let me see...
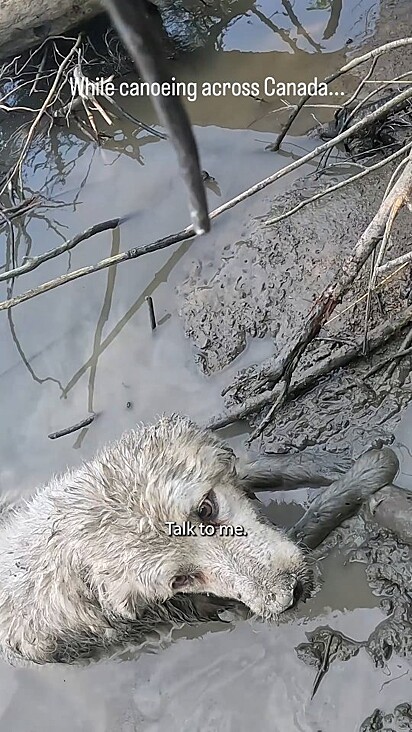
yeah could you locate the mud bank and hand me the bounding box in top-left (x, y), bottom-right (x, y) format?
top-left (176, 0), bottom-right (412, 681)
top-left (0, 0), bottom-right (410, 729)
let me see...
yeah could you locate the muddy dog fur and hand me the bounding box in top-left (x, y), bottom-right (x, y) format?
top-left (0, 415), bottom-right (314, 664)
top-left (0, 415), bottom-right (399, 665)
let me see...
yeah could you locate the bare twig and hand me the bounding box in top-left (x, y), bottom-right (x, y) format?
top-left (363, 246), bottom-right (377, 353)
top-left (363, 188), bottom-right (405, 351)
top-left (0, 227), bottom-right (194, 312)
top-left (48, 414), bottom-right (95, 439)
top-left (377, 250), bottom-right (412, 275)
top-left (145, 295), bottom-right (157, 330)
top-left (342, 57), bottom-right (378, 112)
top-left (0, 35), bottom-right (82, 198)
top-left (381, 326), bottom-right (412, 381)
top-left (364, 345), bottom-right (412, 378)
top-left (81, 97), bottom-right (100, 140)
top-left (325, 150), bottom-right (412, 339)
top-left (0, 219), bottom-right (120, 283)
top-left (73, 113), bottom-right (100, 143)
top-left (246, 380), bottom-right (289, 446)
top-left (265, 141), bottom-right (412, 227)
top-left (54, 61), bottom-right (160, 139)
top-left (29, 47), bottom-right (48, 95)
top-left (311, 633), bottom-right (334, 700)
top-left (0, 210), bottom-right (16, 275)
top-left (3, 197), bottom-right (39, 219)
top-left (326, 263), bottom-right (408, 325)
top-left (382, 149), bottom-right (411, 201)
top-left (1, 87), bottom-right (412, 312)
top-left (271, 37), bottom-right (412, 151)
top-left (90, 96), bottom-right (113, 126)
top-left (101, 93), bottom-right (167, 139)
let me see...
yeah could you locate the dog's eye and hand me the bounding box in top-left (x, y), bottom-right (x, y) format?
top-left (172, 574), bottom-right (191, 590)
top-left (198, 490), bottom-right (218, 522)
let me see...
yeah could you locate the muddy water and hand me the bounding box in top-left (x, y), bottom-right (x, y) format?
top-left (0, 1), bottom-right (411, 730)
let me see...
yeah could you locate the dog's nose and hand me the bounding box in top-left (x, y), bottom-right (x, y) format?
top-left (292, 579), bottom-right (304, 605)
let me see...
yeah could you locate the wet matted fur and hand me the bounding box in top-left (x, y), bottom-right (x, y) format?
top-left (0, 415), bottom-right (311, 664)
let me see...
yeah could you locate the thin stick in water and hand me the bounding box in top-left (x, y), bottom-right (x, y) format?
top-left (145, 295), bottom-right (157, 330)
top-left (48, 414), bottom-right (96, 440)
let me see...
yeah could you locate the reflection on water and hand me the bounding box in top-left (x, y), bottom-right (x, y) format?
top-left (2, 1), bottom-right (410, 731)
top-left (162, 0), bottom-right (377, 55)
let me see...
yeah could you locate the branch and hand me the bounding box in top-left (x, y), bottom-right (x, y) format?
top-left (209, 85), bottom-right (412, 224)
top-left (364, 345), bottom-right (412, 378)
top-left (0, 35), bottom-right (82, 197)
top-left (0, 228), bottom-right (194, 312)
top-left (1, 88), bottom-right (412, 312)
top-left (271, 37), bottom-right (412, 151)
top-left (227, 155), bottom-right (412, 401)
top-left (100, 93), bottom-right (167, 139)
top-left (48, 414), bottom-right (95, 440)
top-left (377, 250), bottom-right (412, 276)
top-left (380, 322), bottom-right (412, 382)
top-left (265, 141), bottom-right (412, 227)
top-left (206, 305), bottom-right (412, 430)
top-left (0, 219), bottom-right (120, 283)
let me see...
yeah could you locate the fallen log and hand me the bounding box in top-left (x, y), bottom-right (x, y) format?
top-left (0, 0), bottom-right (99, 58)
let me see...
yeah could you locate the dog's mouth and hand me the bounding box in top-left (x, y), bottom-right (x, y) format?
top-left (292, 568), bottom-right (314, 607)
top-left (246, 568), bottom-right (314, 622)
top-left (194, 571), bottom-right (313, 624)
top-left (297, 567), bottom-right (314, 602)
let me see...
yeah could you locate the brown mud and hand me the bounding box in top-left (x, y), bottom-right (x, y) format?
top-left (0, 0), bottom-right (411, 730)
top-left (175, 0), bottom-right (412, 718)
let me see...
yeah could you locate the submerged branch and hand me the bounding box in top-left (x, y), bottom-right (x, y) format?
top-left (48, 414), bottom-right (96, 440)
top-left (0, 228), bottom-right (194, 311)
top-left (0, 219), bottom-right (120, 283)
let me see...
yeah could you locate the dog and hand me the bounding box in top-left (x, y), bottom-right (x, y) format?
top-left (0, 415), bottom-right (313, 664)
top-left (0, 415), bottom-right (399, 665)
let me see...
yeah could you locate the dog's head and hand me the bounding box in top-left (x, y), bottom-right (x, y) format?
top-left (80, 416), bottom-right (311, 621)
